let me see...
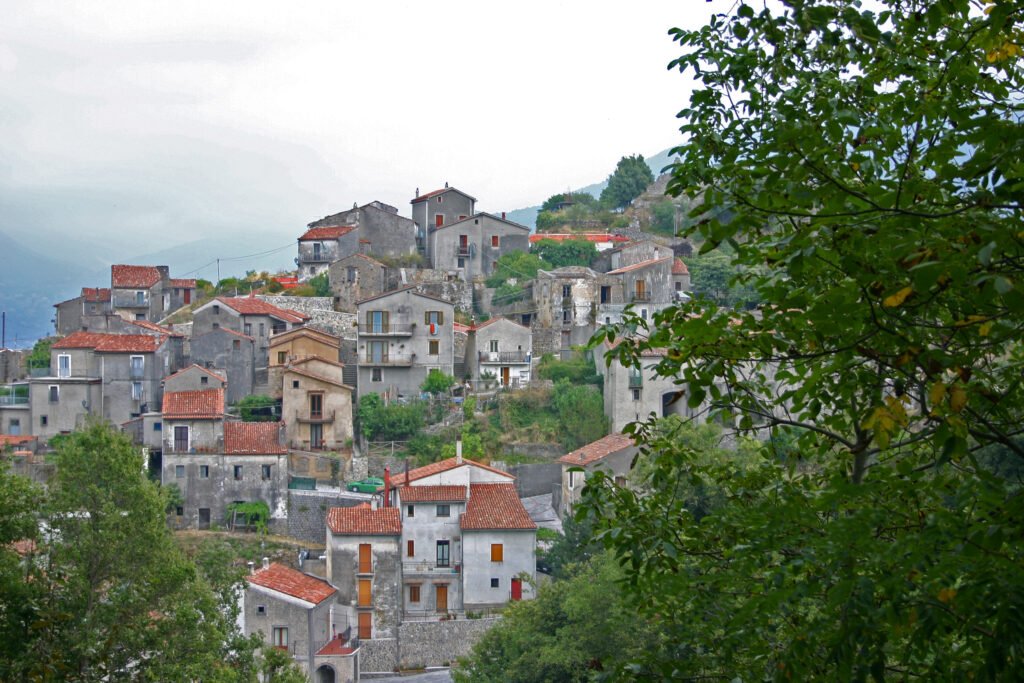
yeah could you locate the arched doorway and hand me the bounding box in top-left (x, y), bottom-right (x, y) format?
top-left (315, 665), bottom-right (336, 683)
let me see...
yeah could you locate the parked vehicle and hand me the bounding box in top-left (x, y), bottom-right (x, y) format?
top-left (346, 476), bottom-right (384, 493)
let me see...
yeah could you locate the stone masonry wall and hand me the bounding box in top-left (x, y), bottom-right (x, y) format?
top-left (287, 490), bottom-right (366, 544)
top-left (397, 617), bottom-right (501, 669)
top-left (359, 638), bottom-right (398, 674)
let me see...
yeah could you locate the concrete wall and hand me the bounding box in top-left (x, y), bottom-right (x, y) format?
top-left (0, 349), bottom-right (26, 383)
top-left (329, 254), bottom-right (391, 314)
top-left (603, 353), bottom-right (693, 433)
top-left (397, 617), bottom-right (500, 669)
top-left (297, 231), bottom-right (360, 281)
top-left (430, 214), bottom-right (530, 281)
top-left (163, 367), bottom-right (226, 394)
top-left (28, 378), bottom-right (102, 441)
top-left (245, 584), bottom-right (333, 674)
top-left (98, 349), bottom-right (166, 423)
top-left (189, 330), bottom-right (256, 406)
top-left (462, 529), bottom-right (535, 608)
top-left (501, 462), bottom-right (562, 498)
top-left (412, 189), bottom-right (476, 265)
top-left (281, 362), bottom-right (354, 451)
top-left (310, 201), bottom-right (418, 261)
top-left (326, 534), bottom-right (402, 640)
top-left (286, 489), bottom-right (363, 544)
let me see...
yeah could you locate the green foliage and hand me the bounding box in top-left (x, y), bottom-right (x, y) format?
top-left (26, 337), bottom-right (53, 370)
top-left (358, 393), bottom-right (426, 441)
top-left (600, 154), bottom-right (654, 209)
top-left (650, 199), bottom-right (677, 236)
top-left (551, 380), bottom-right (607, 450)
top-left (0, 422), bottom-right (260, 680)
top-left (420, 369), bottom-right (456, 395)
top-left (536, 352), bottom-right (602, 387)
top-left (492, 281), bottom-right (526, 305)
top-left (307, 272), bottom-right (331, 297)
top-left (226, 501), bottom-right (271, 534)
top-left (264, 278), bottom-right (284, 294)
top-left (540, 514), bottom-right (602, 580)
top-left (684, 250), bottom-right (761, 308)
top-left (585, 0), bottom-right (1024, 678)
top-left (238, 394), bottom-right (278, 422)
top-left (531, 238), bottom-right (598, 269)
top-left (484, 251), bottom-right (550, 288)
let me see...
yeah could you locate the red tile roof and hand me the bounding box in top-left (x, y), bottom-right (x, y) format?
top-left (82, 287), bottom-right (111, 302)
top-left (53, 332), bottom-right (164, 353)
top-left (111, 265), bottom-right (163, 289)
top-left (169, 278), bottom-right (196, 288)
top-left (399, 485), bottom-right (467, 503)
top-left (0, 435), bottom-right (36, 447)
top-left (606, 256), bottom-right (673, 275)
top-left (224, 421), bottom-right (286, 455)
top-left (128, 319), bottom-right (182, 337)
top-left (558, 433), bottom-right (635, 466)
top-left (162, 388), bottom-right (225, 419)
top-left (388, 456), bottom-right (513, 488)
top-left (247, 562), bottom-right (336, 605)
top-left (461, 483), bottom-right (536, 531)
top-left (299, 226), bottom-right (355, 241)
top-left (216, 297), bottom-right (309, 324)
top-left (317, 638), bottom-right (356, 656)
top-left (672, 258), bottom-right (689, 275)
top-left (326, 503), bottom-right (401, 536)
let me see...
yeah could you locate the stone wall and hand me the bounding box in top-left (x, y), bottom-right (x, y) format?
top-left (359, 638), bottom-right (399, 674)
top-left (256, 296), bottom-right (357, 340)
top-left (504, 462), bottom-right (562, 498)
top-left (397, 617), bottom-right (501, 669)
top-left (287, 490), bottom-right (367, 544)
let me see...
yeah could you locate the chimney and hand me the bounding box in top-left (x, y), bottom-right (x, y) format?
top-left (247, 560), bottom-right (256, 575)
top-left (383, 466), bottom-right (390, 508)
top-left (502, 211), bottom-right (506, 220)
top-left (445, 181), bottom-right (449, 188)
top-left (261, 557), bottom-right (269, 570)
top-left (415, 187), bottom-right (419, 198)
top-left (456, 438), bottom-right (463, 464)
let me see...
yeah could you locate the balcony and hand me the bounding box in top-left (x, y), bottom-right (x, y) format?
top-left (358, 323), bottom-right (413, 336)
top-left (402, 561), bottom-right (460, 576)
top-left (112, 293), bottom-right (150, 309)
top-left (628, 374), bottom-right (643, 389)
top-left (129, 367), bottom-right (145, 380)
top-left (631, 291), bottom-right (651, 303)
top-left (296, 410), bottom-right (335, 424)
top-left (478, 350), bottom-right (530, 364)
top-left (360, 354), bottom-right (414, 367)
top-left (455, 245), bottom-right (470, 257)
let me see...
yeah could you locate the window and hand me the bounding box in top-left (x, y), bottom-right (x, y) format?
top-left (256, 605), bottom-right (266, 615)
top-left (244, 323), bottom-right (252, 336)
top-left (7, 419), bottom-right (19, 436)
top-left (309, 393), bottom-right (323, 419)
top-left (57, 354), bottom-right (70, 378)
top-left (489, 340), bottom-right (499, 353)
top-left (568, 470), bottom-right (578, 490)
top-left (369, 340), bottom-right (387, 364)
top-left (436, 504), bottom-right (450, 517)
top-left (632, 388), bottom-right (642, 401)
top-left (259, 323), bottom-right (265, 337)
top-left (213, 304), bottom-right (220, 315)
top-left (233, 465), bottom-right (243, 480)
top-left (176, 506), bottom-right (184, 516)
top-left (200, 375), bottom-right (208, 385)
top-left (175, 465), bottom-right (185, 478)
top-left (435, 214), bottom-right (444, 227)
top-left (676, 281), bottom-right (682, 291)
top-left (213, 322), bottom-right (221, 330)
top-left (428, 340), bottom-right (439, 356)
top-left (313, 242), bottom-right (322, 260)
top-left (407, 504), bottom-right (414, 518)
top-left (491, 235), bottom-right (499, 248)
top-left (231, 339), bottom-right (239, 351)
top-left (358, 579), bottom-right (372, 606)
top-left (154, 422), bottom-right (162, 431)
top-left (562, 308), bottom-right (571, 324)
top-left (292, 380), bottom-right (300, 389)
top-left (366, 310), bottom-right (389, 333)
top-left (135, 313), bottom-right (146, 321)
top-left (436, 540), bottom-right (450, 567)
top-left (600, 285), bottom-right (611, 304)
top-left (641, 308), bottom-right (648, 321)
top-left (40, 416), bottom-right (48, 427)
top-left (615, 475), bottom-right (627, 487)
top-left (407, 539), bottom-right (415, 557)
top-left (347, 266), bottom-right (357, 282)
top-left (48, 385), bottom-right (59, 403)
top-left (199, 465), bottom-right (209, 478)
top-left (491, 543), bottom-right (503, 562)
top-left (562, 284), bottom-right (571, 298)
top-left (358, 612), bottom-right (372, 640)
top-left (359, 543), bottom-right (372, 573)
top-left (272, 627), bottom-right (288, 649)
top-left (262, 465), bottom-right (272, 480)
top-left (457, 257), bottom-right (465, 268)
top-left (131, 381), bottom-right (143, 400)
top-left (425, 310), bottom-right (445, 326)
top-left (409, 585), bottom-right (421, 603)
top-left (490, 578), bottom-right (499, 588)
top-left (135, 291), bottom-right (145, 306)
top-left (371, 368), bottom-right (382, 382)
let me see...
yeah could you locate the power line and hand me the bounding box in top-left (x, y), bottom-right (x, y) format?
top-left (179, 242), bottom-right (296, 278)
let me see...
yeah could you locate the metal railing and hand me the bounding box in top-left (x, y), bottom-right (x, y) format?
top-left (360, 354), bottom-right (413, 366)
top-left (478, 350), bottom-right (530, 363)
top-left (631, 291), bottom-right (651, 302)
top-left (402, 561), bottom-right (460, 575)
top-left (357, 323), bottom-right (413, 335)
top-left (297, 410), bottom-right (335, 424)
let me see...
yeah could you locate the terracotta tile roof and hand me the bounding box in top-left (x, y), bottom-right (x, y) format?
top-left (163, 364), bottom-right (226, 383)
top-left (606, 256), bottom-right (673, 275)
top-left (461, 483), bottom-right (536, 531)
top-left (453, 322), bottom-right (471, 334)
top-left (111, 265), bottom-right (163, 289)
top-left (558, 433), bottom-right (635, 466)
top-left (317, 639), bottom-right (356, 656)
top-left (672, 258), bottom-right (689, 275)
top-left (410, 186), bottom-right (477, 204)
top-left (299, 226), bottom-right (355, 241)
top-left (128, 319), bottom-right (182, 337)
top-left (0, 435), bottom-right (36, 447)
top-left (169, 278), bottom-right (196, 288)
top-left (247, 562), bottom-right (336, 605)
top-left (53, 332), bottom-right (164, 352)
top-left (224, 422), bottom-right (285, 454)
top-left (327, 503), bottom-right (402, 536)
top-left (162, 388), bottom-right (225, 419)
top-left (388, 456), bottom-right (513, 488)
top-left (399, 485), bottom-right (467, 503)
top-left (269, 326), bottom-right (341, 348)
top-left (82, 287), bottom-right (111, 302)
top-left (216, 297), bottom-right (309, 324)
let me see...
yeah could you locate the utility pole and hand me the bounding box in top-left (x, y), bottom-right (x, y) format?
top-left (1, 311), bottom-right (5, 348)
top-left (216, 259), bottom-right (221, 286)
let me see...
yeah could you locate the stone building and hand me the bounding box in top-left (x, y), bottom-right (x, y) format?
top-left (355, 287), bottom-right (454, 400)
top-left (464, 317), bottom-right (532, 387)
top-left (110, 265), bottom-right (171, 322)
top-left (53, 287), bottom-right (112, 335)
top-left (328, 253), bottom-right (391, 314)
top-left (189, 328), bottom-right (256, 405)
top-left (309, 200), bottom-right (418, 263)
top-left (557, 432), bottom-right (638, 518)
top-left (599, 340), bottom-right (693, 433)
top-left (427, 212), bottom-right (531, 281)
top-left (296, 226), bottom-right (359, 282)
top-left (410, 186), bottom-right (476, 264)
top-left (281, 357), bottom-right (354, 452)
top-left (163, 364), bottom-right (227, 394)
top-left (269, 327), bottom-right (342, 398)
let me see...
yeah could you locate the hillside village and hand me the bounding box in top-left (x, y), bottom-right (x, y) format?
top-left (0, 171), bottom-right (698, 680)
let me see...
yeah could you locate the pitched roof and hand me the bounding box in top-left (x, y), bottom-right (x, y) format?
top-left (317, 639), bottom-right (356, 656)
top-left (388, 456), bottom-right (513, 488)
top-left (53, 332), bottom-right (164, 353)
top-left (169, 278), bottom-right (197, 288)
top-left (283, 366), bottom-right (352, 390)
top-left (326, 504), bottom-right (402, 536)
top-left (461, 483), bottom-right (536, 531)
top-left (82, 287), bottom-right (111, 302)
top-left (163, 364), bottom-right (226, 384)
top-left (299, 226), bottom-right (356, 241)
top-left (215, 297), bottom-right (309, 323)
top-left (128, 319), bottom-right (183, 337)
top-left (410, 186), bottom-right (477, 204)
top-left (606, 256), bottom-right (673, 275)
top-left (435, 212), bottom-right (529, 233)
top-left (111, 265), bottom-right (163, 289)
top-left (399, 485), bottom-right (467, 503)
top-left (247, 562), bottom-right (336, 605)
top-left (162, 388), bottom-right (225, 419)
top-left (529, 233), bottom-right (630, 244)
top-left (224, 421), bottom-right (286, 455)
top-left (672, 258), bottom-right (690, 275)
top-left (337, 252), bottom-right (386, 267)
top-left (471, 316), bottom-right (529, 332)
top-left (269, 326), bottom-right (341, 348)
top-left (558, 433), bottom-right (635, 466)
top-left (355, 285), bottom-right (453, 307)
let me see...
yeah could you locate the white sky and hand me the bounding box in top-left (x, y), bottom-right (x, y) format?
top-left (0, 1), bottom-right (725, 251)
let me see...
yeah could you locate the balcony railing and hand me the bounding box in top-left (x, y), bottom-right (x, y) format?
top-left (0, 396), bottom-right (29, 406)
top-left (360, 354), bottom-right (414, 367)
top-left (628, 374), bottom-right (643, 389)
top-left (456, 245), bottom-right (470, 257)
top-left (358, 323), bottom-right (413, 336)
top-left (129, 367), bottom-right (145, 380)
top-left (402, 561), bottom-right (460, 576)
top-left (631, 291), bottom-right (651, 303)
top-left (478, 350), bottom-right (530, 363)
top-left (296, 410), bottom-right (335, 424)
top-left (112, 293), bottom-right (150, 308)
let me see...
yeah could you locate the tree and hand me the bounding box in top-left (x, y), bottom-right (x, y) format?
top-left (585, 0), bottom-right (1024, 679)
top-left (531, 239), bottom-right (598, 269)
top-left (420, 369), bottom-right (456, 395)
top-left (649, 199), bottom-right (677, 236)
top-left (599, 154), bottom-right (654, 209)
top-left (238, 394), bottom-right (278, 422)
top-left (484, 251), bottom-right (550, 288)
top-left (357, 393), bottom-right (426, 441)
top-left (25, 337), bottom-right (53, 372)
top-left (551, 380), bottom-right (607, 450)
top-left (308, 272), bottom-right (331, 297)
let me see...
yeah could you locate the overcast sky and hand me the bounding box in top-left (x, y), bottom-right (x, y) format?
top-left (0, 1), bottom-right (722, 256)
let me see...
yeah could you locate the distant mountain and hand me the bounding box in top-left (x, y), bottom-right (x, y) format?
top-left (121, 233), bottom-right (297, 284)
top-left (504, 147), bottom-right (680, 230)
